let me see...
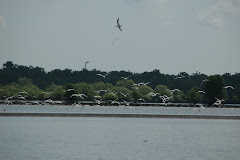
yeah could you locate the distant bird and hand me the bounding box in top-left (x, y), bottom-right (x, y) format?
top-left (223, 86), bottom-right (234, 90)
top-left (70, 94), bottom-right (88, 99)
top-left (65, 89), bottom-right (74, 92)
top-left (93, 89), bottom-right (108, 93)
top-left (93, 95), bottom-right (101, 99)
top-left (174, 76), bottom-right (185, 79)
top-left (201, 79), bottom-right (209, 86)
top-left (120, 92), bottom-right (129, 97)
top-left (213, 97), bottom-right (225, 107)
top-left (123, 100), bottom-right (131, 106)
top-left (42, 91), bottom-right (52, 95)
top-left (137, 98), bottom-right (146, 102)
top-left (111, 100), bottom-right (120, 105)
top-left (139, 82), bottom-right (151, 86)
top-left (94, 99), bottom-right (102, 105)
top-left (116, 18), bottom-right (122, 31)
top-left (170, 89), bottom-right (180, 94)
top-left (148, 92), bottom-right (159, 97)
top-left (121, 76), bottom-right (130, 80)
top-left (96, 73), bottom-right (109, 78)
top-left (84, 61), bottom-right (90, 69)
top-left (112, 37), bottom-right (119, 45)
top-left (198, 90), bottom-right (206, 94)
top-left (196, 103), bottom-right (205, 108)
top-left (17, 96), bottom-right (26, 101)
top-left (19, 91), bottom-right (28, 95)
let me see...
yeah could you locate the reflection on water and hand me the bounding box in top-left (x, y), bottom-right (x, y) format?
top-left (0, 117), bottom-right (239, 160)
top-left (0, 104), bottom-right (240, 116)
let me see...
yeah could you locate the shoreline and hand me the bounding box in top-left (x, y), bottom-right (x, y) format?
top-left (0, 113), bottom-right (240, 120)
top-left (1, 100), bottom-right (240, 108)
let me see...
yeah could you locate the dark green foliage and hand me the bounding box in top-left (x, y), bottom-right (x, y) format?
top-left (205, 75), bottom-right (225, 105)
top-left (0, 61), bottom-right (239, 103)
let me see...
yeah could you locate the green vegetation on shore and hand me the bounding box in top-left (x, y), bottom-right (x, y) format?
top-left (0, 61), bottom-right (240, 105)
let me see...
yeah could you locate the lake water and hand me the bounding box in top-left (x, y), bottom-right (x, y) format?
top-left (0, 117), bottom-right (240, 160)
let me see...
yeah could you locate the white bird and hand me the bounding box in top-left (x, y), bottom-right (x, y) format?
top-left (137, 98), bottom-right (146, 102)
top-left (70, 94), bottom-right (88, 99)
top-left (4, 96), bottom-right (14, 100)
top-left (65, 89), bottom-right (74, 92)
top-left (120, 92), bottom-right (129, 97)
top-left (42, 91), bottom-right (52, 95)
top-left (196, 103), bottom-right (205, 108)
top-left (213, 97), bottom-right (225, 107)
top-left (170, 89), bottom-right (180, 94)
top-left (148, 92), bottom-right (159, 97)
top-left (223, 86), bottom-right (234, 90)
top-left (93, 89), bottom-right (108, 93)
top-left (174, 76), bottom-right (185, 79)
top-left (121, 76), bottom-right (130, 80)
top-left (123, 100), bottom-right (131, 106)
top-left (201, 79), bottom-right (209, 86)
top-left (141, 82), bottom-right (151, 86)
top-left (17, 96), bottom-right (26, 101)
top-left (93, 95), bottom-right (101, 99)
top-left (111, 100), bottom-right (120, 105)
top-left (198, 90), bottom-right (206, 94)
top-left (19, 91), bottom-right (28, 95)
top-left (116, 18), bottom-right (122, 31)
top-left (96, 73), bottom-right (109, 78)
top-left (94, 99), bottom-right (102, 105)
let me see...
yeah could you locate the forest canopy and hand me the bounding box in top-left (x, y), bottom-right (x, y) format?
top-left (0, 61), bottom-right (239, 104)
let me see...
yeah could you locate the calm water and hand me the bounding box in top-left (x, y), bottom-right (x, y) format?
top-left (1, 104), bottom-right (240, 116)
top-left (0, 117), bottom-right (239, 160)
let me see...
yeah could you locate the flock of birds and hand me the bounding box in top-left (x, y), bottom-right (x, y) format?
top-left (1, 73), bottom-right (235, 111)
top-left (0, 16), bottom-right (235, 107)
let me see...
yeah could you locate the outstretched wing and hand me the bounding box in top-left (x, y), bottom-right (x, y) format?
top-left (117, 18), bottom-right (120, 25)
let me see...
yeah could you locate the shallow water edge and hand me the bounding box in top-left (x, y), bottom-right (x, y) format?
top-left (1, 113), bottom-right (240, 120)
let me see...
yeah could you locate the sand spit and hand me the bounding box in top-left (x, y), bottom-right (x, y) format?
top-left (0, 113), bottom-right (240, 120)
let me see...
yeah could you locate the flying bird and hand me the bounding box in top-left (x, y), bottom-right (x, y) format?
top-left (84, 61), bottom-right (90, 69)
top-left (223, 86), bottom-right (234, 90)
top-left (116, 18), bottom-right (122, 31)
top-left (96, 73), bottom-right (109, 78)
top-left (65, 89), bottom-right (75, 92)
top-left (112, 37), bottom-right (119, 45)
top-left (198, 90), bottom-right (206, 94)
top-left (70, 94), bottom-right (88, 99)
top-left (121, 76), bottom-right (130, 80)
top-left (200, 79), bottom-right (209, 86)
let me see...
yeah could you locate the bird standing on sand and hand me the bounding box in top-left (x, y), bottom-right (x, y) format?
top-left (116, 18), bottom-right (122, 31)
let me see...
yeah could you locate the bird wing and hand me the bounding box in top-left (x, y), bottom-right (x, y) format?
top-left (117, 18), bottom-right (120, 25)
top-left (119, 27), bottom-right (122, 31)
top-left (96, 74), bottom-right (103, 77)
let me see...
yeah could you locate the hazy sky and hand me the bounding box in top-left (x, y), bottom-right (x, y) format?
top-left (0, 0), bottom-right (239, 75)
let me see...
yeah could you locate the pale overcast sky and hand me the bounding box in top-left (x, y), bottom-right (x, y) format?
top-left (0, 0), bottom-right (239, 75)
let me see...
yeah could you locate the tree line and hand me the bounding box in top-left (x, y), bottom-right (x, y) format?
top-left (0, 61), bottom-right (239, 105)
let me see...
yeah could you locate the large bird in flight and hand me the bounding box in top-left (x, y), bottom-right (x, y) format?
top-left (116, 18), bottom-right (122, 31)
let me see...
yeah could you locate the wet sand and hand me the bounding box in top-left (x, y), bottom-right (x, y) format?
top-left (0, 113), bottom-right (239, 120)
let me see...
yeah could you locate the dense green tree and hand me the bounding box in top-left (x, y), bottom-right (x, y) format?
top-left (205, 75), bottom-right (225, 105)
top-left (45, 83), bottom-right (64, 100)
top-left (154, 85), bottom-right (171, 96)
top-left (187, 86), bottom-right (200, 103)
top-left (115, 79), bottom-right (135, 90)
